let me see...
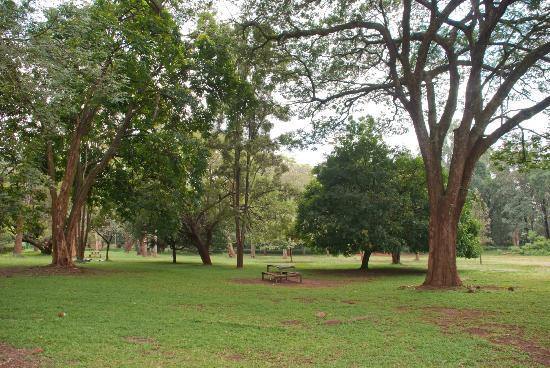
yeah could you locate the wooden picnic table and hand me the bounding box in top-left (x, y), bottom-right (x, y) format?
top-left (263, 264), bottom-right (302, 283)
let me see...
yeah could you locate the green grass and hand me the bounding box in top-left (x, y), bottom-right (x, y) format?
top-left (0, 250), bottom-right (549, 367)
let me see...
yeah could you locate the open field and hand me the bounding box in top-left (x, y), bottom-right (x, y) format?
top-left (0, 251), bottom-right (549, 367)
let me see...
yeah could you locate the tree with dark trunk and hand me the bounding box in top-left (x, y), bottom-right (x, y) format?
top-left (391, 251), bottom-right (401, 265)
top-left (360, 251), bottom-right (371, 271)
top-left (244, 0), bottom-right (550, 286)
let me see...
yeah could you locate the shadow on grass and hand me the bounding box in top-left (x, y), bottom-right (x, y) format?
top-left (309, 266), bottom-right (426, 278)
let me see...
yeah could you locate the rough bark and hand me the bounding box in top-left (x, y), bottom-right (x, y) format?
top-left (423, 200), bottom-right (462, 287)
top-left (13, 215), bottom-right (24, 256)
top-left (22, 235), bottom-right (52, 254)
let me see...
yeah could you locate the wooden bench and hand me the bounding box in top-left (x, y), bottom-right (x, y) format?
top-left (262, 265), bottom-right (302, 283)
top-left (88, 251), bottom-right (102, 259)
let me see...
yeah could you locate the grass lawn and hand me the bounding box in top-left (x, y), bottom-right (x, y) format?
top-left (0, 250), bottom-right (549, 367)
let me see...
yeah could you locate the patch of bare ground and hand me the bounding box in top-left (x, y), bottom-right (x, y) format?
top-left (231, 278), bottom-right (357, 288)
top-left (324, 319), bottom-right (342, 326)
top-left (0, 342), bottom-right (48, 368)
top-left (412, 284), bottom-right (516, 293)
top-left (423, 307), bottom-right (550, 366)
top-left (341, 299), bottom-right (359, 305)
top-left (312, 267), bottom-right (424, 278)
top-left (0, 266), bottom-right (107, 278)
top-left (281, 320), bottom-right (302, 326)
top-left (222, 353), bottom-right (243, 362)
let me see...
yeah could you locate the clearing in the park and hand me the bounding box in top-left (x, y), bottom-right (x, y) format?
top-left (0, 251), bottom-right (549, 367)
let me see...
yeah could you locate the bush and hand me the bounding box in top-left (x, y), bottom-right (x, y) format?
top-left (508, 232), bottom-right (550, 256)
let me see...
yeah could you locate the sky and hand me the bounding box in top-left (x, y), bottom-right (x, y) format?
top-left (35, 0), bottom-right (549, 167)
top-left (212, 0), bottom-right (548, 167)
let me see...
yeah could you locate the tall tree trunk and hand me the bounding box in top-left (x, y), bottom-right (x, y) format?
top-left (391, 250), bottom-right (401, 264)
top-left (423, 202), bottom-right (462, 287)
top-left (360, 250), bottom-right (371, 270)
top-left (231, 116), bottom-right (245, 268)
top-left (541, 198), bottom-right (549, 239)
top-left (172, 245), bottom-right (177, 264)
top-left (13, 215), bottom-right (24, 256)
top-left (415, 251), bottom-right (420, 261)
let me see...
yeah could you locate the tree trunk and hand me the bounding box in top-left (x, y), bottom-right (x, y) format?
top-left (282, 249), bottom-right (288, 259)
top-left (360, 250), bottom-right (371, 270)
top-left (227, 242), bottom-right (236, 257)
top-left (511, 226), bottom-right (520, 246)
top-left (140, 234), bottom-right (147, 257)
top-left (250, 243), bottom-right (255, 258)
top-left (423, 205), bottom-right (462, 287)
top-left (415, 251), bottom-right (420, 261)
top-left (196, 243), bottom-right (212, 265)
top-left (172, 246), bottom-right (177, 264)
top-left (105, 242), bottom-right (110, 261)
top-left (391, 250), bottom-right (401, 264)
top-left (13, 215), bottom-right (24, 256)
top-left (541, 198), bottom-right (549, 239)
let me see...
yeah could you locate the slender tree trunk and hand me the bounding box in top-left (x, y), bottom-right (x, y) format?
top-left (391, 250), bottom-right (401, 264)
top-left (423, 202), bottom-right (462, 287)
top-left (360, 250), bottom-right (371, 270)
top-left (172, 245), bottom-right (177, 264)
top-left (250, 243), bottom-right (255, 258)
top-left (140, 234), bottom-right (147, 257)
top-left (282, 249), bottom-right (288, 259)
top-left (227, 242), bottom-right (236, 257)
top-left (13, 215), bottom-right (24, 256)
top-left (106, 242), bottom-right (110, 261)
top-left (512, 226), bottom-right (520, 246)
top-left (541, 199), bottom-right (549, 239)
top-left (415, 251), bottom-right (420, 261)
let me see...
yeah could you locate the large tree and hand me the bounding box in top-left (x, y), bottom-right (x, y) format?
top-left (2, 0), bottom-right (205, 267)
top-left (243, 0), bottom-right (550, 286)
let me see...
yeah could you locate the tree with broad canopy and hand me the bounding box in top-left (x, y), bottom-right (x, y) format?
top-left (242, 0), bottom-right (550, 286)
